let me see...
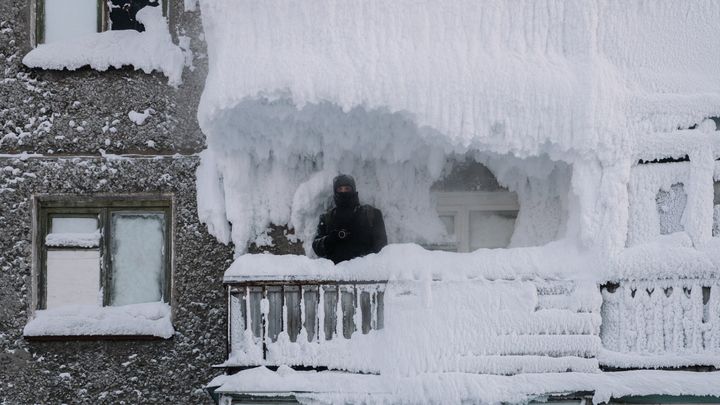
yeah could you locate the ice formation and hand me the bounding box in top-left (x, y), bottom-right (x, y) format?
top-left (195, 1), bottom-right (720, 397)
top-left (208, 367), bottom-right (720, 405)
top-left (23, 7), bottom-right (184, 86)
top-left (196, 0), bottom-right (720, 257)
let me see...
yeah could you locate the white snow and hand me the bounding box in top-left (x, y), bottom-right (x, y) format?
top-left (128, 108), bottom-right (154, 126)
top-left (195, 0), bottom-right (720, 256)
top-left (23, 302), bottom-right (173, 338)
top-left (45, 232), bottom-right (100, 248)
top-left (209, 367), bottom-right (720, 405)
top-left (23, 7), bottom-right (184, 86)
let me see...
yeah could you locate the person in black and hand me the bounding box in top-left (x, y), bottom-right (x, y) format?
top-left (312, 175), bottom-right (387, 264)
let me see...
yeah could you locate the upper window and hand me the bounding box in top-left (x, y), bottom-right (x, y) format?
top-left (36, 198), bottom-right (171, 310)
top-left (34, 0), bottom-right (167, 45)
top-left (429, 159), bottom-right (519, 252)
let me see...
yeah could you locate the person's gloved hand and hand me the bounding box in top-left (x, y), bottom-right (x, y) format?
top-left (325, 229), bottom-right (350, 249)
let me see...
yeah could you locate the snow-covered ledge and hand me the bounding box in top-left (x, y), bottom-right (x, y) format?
top-left (23, 7), bottom-right (184, 86)
top-left (23, 302), bottom-right (174, 339)
top-left (224, 243), bottom-right (597, 283)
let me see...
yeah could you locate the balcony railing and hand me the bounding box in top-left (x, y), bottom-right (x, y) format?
top-left (600, 278), bottom-right (720, 368)
top-left (225, 279), bottom-right (386, 366)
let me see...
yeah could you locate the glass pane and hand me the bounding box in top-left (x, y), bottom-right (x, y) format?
top-left (439, 215), bottom-right (455, 237)
top-left (46, 250), bottom-right (100, 308)
top-left (43, 0), bottom-right (98, 44)
top-left (656, 183), bottom-right (686, 235)
top-left (50, 216), bottom-right (98, 233)
top-left (109, 0), bottom-right (159, 32)
top-left (110, 212), bottom-right (165, 306)
top-left (469, 211), bottom-right (517, 250)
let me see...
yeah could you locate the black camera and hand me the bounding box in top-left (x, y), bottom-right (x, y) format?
top-left (337, 229), bottom-right (349, 240)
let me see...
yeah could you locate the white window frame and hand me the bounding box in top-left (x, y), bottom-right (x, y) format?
top-left (432, 191), bottom-right (519, 252)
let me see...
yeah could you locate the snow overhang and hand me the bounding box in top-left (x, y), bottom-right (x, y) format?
top-left (194, 0), bottom-right (720, 253)
top-left (198, 0), bottom-right (720, 160)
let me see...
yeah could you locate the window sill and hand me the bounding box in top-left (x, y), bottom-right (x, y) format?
top-left (23, 301), bottom-right (174, 339)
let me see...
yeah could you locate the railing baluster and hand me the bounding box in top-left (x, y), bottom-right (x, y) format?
top-left (267, 285), bottom-right (283, 343)
top-left (370, 285), bottom-right (378, 330)
top-left (303, 285), bottom-right (318, 343)
top-left (377, 288), bottom-right (385, 330)
top-left (341, 285), bottom-right (355, 339)
top-left (229, 290), bottom-right (243, 354)
top-left (285, 285), bottom-right (301, 342)
top-left (361, 287), bottom-right (371, 334)
top-left (318, 285), bottom-right (326, 342)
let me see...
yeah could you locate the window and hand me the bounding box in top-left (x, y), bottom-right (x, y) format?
top-left (36, 197), bottom-right (171, 310)
top-left (433, 191), bottom-right (519, 252)
top-left (655, 183), bottom-right (687, 235)
top-left (428, 159), bottom-right (519, 252)
top-left (33, 0), bottom-right (167, 45)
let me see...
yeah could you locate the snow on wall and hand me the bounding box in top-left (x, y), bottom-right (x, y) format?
top-left (23, 7), bottom-right (184, 86)
top-left (196, 0), bottom-right (720, 255)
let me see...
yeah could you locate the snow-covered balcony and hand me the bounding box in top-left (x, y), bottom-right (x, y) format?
top-left (219, 248), bottom-right (601, 374)
top-left (195, 0), bottom-right (720, 402)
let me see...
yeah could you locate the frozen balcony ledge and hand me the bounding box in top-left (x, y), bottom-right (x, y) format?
top-left (223, 242), bottom-right (595, 283)
top-left (208, 366), bottom-right (720, 404)
top-left (23, 301), bottom-right (174, 339)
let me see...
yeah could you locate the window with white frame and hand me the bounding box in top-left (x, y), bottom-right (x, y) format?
top-left (36, 198), bottom-right (171, 310)
top-left (429, 159), bottom-right (519, 252)
top-left (33, 0), bottom-right (167, 45)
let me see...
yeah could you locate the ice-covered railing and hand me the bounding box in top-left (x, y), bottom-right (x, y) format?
top-left (225, 278), bottom-right (385, 367)
top-left (600, 278), bottom-right (720, 369)
top-left (220, 246), bottom-right (603, 374)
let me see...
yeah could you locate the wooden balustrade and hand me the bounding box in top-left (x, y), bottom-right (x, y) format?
top-left (226, 280), bottom-right (386, 363)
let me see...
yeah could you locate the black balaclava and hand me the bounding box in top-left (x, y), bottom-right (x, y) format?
top-left (333, 174), bottom-right (360, 209)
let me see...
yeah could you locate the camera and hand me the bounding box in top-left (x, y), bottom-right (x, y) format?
top-left (337, 229), bottom-right (349, 240)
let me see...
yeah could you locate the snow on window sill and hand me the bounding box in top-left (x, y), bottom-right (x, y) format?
top-left (22, 7), bottom-right (184, 86)
top-left (23, 301), bottom-right (174, 339)
top-left (45, 231), bottom-right (101, 248)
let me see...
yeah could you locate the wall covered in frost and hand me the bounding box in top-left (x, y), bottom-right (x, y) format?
top-left (196, 0), bottom-right (720, 256)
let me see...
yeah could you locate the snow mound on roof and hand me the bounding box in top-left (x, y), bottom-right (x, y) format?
top-left (23, 7), bottom-right (184, 86)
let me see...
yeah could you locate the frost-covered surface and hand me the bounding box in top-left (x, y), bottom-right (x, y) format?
top-left (45, 231), bottom-right (100, 248)
top-left (224, 243), bottom-right (597, 282)
top-left (196, 0), bottom-right (720, 254)
top-left (224, 249), bottom-right (601, 376)
top-left (23, 7), bottom-right (184, 85)
top-left (23, 302), bottom-right (174, 338)
top-left (209, 366), bottom-right (720, 404)
top-left (600, 279), bottom-right (720, 368)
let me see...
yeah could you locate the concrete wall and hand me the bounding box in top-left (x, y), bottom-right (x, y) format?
top-left (0, 1), bottom-right (235, 403)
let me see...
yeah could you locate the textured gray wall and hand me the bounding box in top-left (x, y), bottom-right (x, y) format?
top-left (0, 1), bottom-right (235, 403)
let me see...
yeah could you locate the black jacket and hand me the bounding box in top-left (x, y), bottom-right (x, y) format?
top-left (312, 204), bottom-right (387, 264)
